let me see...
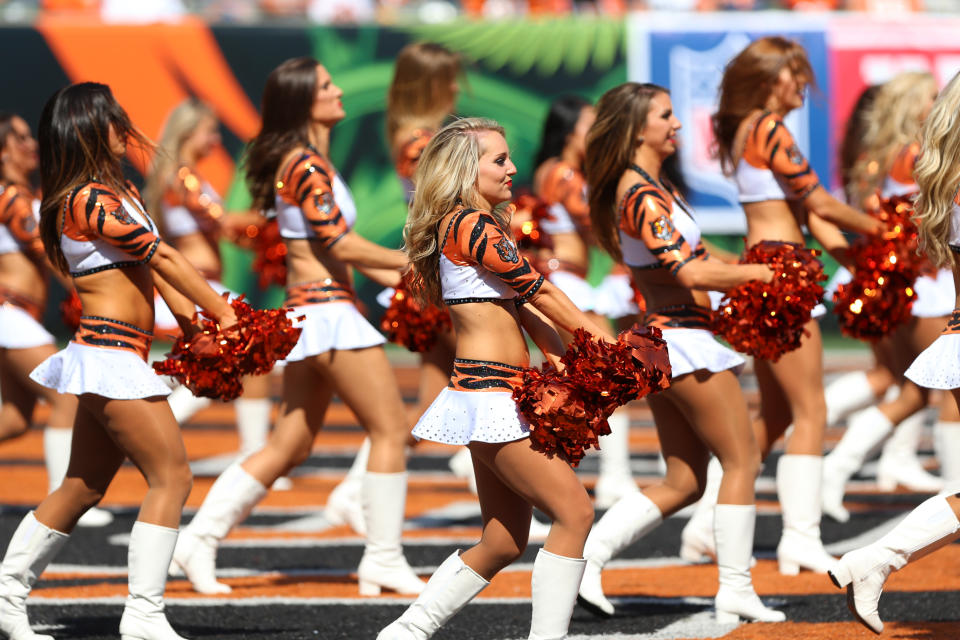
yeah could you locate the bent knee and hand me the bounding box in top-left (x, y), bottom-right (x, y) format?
top-left (554, 493), bottom-right (596, 537)
top-left (58, 478), bottom-right (106, 510)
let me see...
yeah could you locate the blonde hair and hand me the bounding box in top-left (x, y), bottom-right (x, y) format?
top-left (144, 98), bottom-right (216, 237)
top-left (849, 71), bottom-right (937, 206)
top-left (386, 43), bottom-right (461, 146)
top-left (585, 82), bottom-right (667, 263)
top-left (405, 117), bottom-right (507, 307)
top-left (915, 72), bottom-right (960, 268)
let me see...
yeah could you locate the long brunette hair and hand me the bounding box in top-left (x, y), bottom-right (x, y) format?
top-left (533, 95), bottom-right (592, 169)
top-left (245, 57), bottom-right (319, 212)
top-left (584, 82), bottom-right (667, 263)
top-left (712, 37), bottom-right (814, 174)
top-left (37, 82), bottom-right (152, 273)
top-left (386, 42), bottom-right (461, 146)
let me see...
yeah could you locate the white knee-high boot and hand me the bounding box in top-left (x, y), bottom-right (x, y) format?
top-left (166, 385), bottom-right (212, 424)
top-left (679, 456), bottom-right (722, 563)
top-left (325, 438), bottom-right (370, 535)
top-left (713, 505), bottom-right (785, 623)
top-left (935, 421), bottom-right (960, 486)
top-left (120, 522), bottom-right (186, 640)
top-left (171, 462), bottom-right (267, 594)
top-left (877, 408), bottom-right (943, 492)
top-left (822, 406), bottom-right (894, 522)
top-left (0, 512), bottom-right (69, 640)
top-left (529, 549), bottom-right (586, 640)
top-left (376, 551), bottom-right (488, 640)
top-left (233, 398), bottom-right (271, 458)
top-left (578, 492), bottom-right (662, 617)
top-left (42, 427), bottom-right (114, 528)
top-left (594, 410), bottom-right (637, 510)
top-left (825, 371), bottom-right (877, 427)
top-left (777, 455), bottom-right (837, 574)
top-left (829, 494), bottom-right (960, 634)
top-left (357, 472), bottom-right (426, 595)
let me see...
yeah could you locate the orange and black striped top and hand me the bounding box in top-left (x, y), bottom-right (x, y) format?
top-left (275, 149), bottom-right (350, 249)
top-left (0, 182), bottom-right (44, 260)
top-left (735, 111), bottom-right (820, 203)
top-left (60, 182), bottom-right (161, 277)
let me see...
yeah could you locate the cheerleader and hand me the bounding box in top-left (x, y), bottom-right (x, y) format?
top-left (822, 72), bottom-right (948, 521)
top-left (710, 36), bottom-right (882, 575)
top-left (0, 82), bottom-right (239, 640)
top-left (378, 117), bottom-right (612, 640)
top-left (0, 113), bottom-right (113, 528)
top-left (325, 42), bottom-right (462, 532)
top-left (171, 57), bottom-right (425, 597)
top-left (573, 82), bottom-right (782, 623)
top-left (143, 98), bottom-right (273, 458)
top-left (531, 96), bottom-right (638, 510)
top-left (829, 70), bottom-right (960, 635)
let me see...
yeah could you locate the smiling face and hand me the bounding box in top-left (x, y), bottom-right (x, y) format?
top-left (311, 65), bottom-right (345, 127)
top-left (1, 116), bottom-right (39, 177)
top-left (768, 65), bottom-right (808, 114)
top-left (640, 92), bottom-right (682, 160)
top-left (475, 130), bottom-right (517, 208)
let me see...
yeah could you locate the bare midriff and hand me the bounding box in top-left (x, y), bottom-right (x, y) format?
top-left (448, 299), bottom-right (531, 369)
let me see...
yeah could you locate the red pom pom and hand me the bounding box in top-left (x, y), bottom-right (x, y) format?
top-left (833, 196), bottom-right (926, 341)
top-left (250, 219), bottom-right (287, 289)
top-left (153, 295), bottom-right (302, 400)
top-left (513, 325), bottom-right (671, 466)
top-left (380, 276), bottom-right (452, 353)
top-left (714, 241), bottom-right (826, 362)
top-left (60, 290), bottom-right (82, 332)
top-left (508, 194), bottom-right (554, 253)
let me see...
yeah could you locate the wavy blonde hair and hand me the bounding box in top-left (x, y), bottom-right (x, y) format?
top-left (915, 72), bottom-right (960, 268)
top-left (849, 71), bottom-right (937, 206)
top-left (144, 98), bottom-right (216, 238)
top-left (405, 117), bottom-right (507, 307)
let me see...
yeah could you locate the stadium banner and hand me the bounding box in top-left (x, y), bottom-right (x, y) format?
top-left (0, 16), bottom-right (627, 315)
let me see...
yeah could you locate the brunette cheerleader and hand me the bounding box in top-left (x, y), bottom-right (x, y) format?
top-left (0, 113), bottom-right (112, 528)
top-left (144, 98), bottom-right (273, 458)
top-left (574, 82), bottom-right (782, 623)
top-left (171, 57), bottom-right (424, 597)
top-left (0, 82), bottom-right (239, 640)
top-left (378, 117), bottom-right (613, 640)
top-left (709, 36), bottom-right (882, 575)
top-left (829, 70), bottom-right (960, 635)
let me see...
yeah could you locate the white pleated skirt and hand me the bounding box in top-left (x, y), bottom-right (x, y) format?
top-left (664, 328), bottom-right (745, 378)
top-left (412, 388), bottom-right (530, 445)
top-left (283, 301), bottom-right (385, 363)
top-left (905, 332), bottom-right (960, 390)
top-left (548, 270), bottom-right (598, 313)
top-left (30, 342), bottom-right (172, 399)
top-left (912, 269), bottom-right (955, 318)
top-left (594, 273), bottom-right (639, 319)
top-left (0, 304), bottom-right (54, 349)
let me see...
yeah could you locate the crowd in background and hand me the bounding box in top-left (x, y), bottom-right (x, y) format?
top-left (0, 0), bottom-right (958, 25)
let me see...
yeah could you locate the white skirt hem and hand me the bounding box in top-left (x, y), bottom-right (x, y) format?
top-left (30, 342), bottom-right (172, 399)
top-left (412, 388), bottom-right (530, 445)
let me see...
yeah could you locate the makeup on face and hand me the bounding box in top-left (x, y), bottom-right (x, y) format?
top-left (476, 131), bottom-right (517, 208)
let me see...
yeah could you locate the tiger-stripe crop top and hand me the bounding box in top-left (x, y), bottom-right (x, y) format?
top-left (618, 178), bottom-right (707, 274)
top-left (537, 159), bottom-right (591, 236)
top-left (60, 182), bottom-right (161, 277)
top-left (275, 148), bottom-right (357, 248)
top-left (163, 166), bottom-right (224, 239)
top-left (439, 206), bottom-right (544, 305)
top-left (735, 111), bottom-right (820, 203)
top-left (0, 182), bottom-right (44, 260)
